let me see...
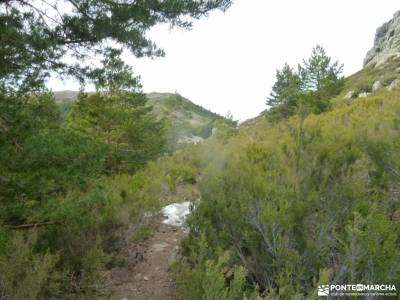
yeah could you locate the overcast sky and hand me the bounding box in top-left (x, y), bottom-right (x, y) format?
top-left (47, 0), bottom-right (400, 121)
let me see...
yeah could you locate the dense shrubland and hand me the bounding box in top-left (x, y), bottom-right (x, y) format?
top-left (0, 53), bottom-right (205, 297)
top-left (175, 80), bottom-right (400, 298)
top-left (2, 1), bottom-right (400, 298)
top-left (0, 0), bottom-right (237, 286)
top-left (0, 40), bottom-right (232, 299)
top-left (0, 87), bottom-right (207, 297)
top-left (3, 42), bottom-right (397, 298)
top-left (0, 0), bottom-right (232, 297)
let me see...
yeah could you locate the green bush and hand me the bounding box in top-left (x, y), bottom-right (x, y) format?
top-left (0, 232), bottom-right (59, 300)
top-left (0, 90), bottom-right (168, 297)
top-left (176, 236), bottom-right (261, 300)
top-left (179, 89), bottom-right (400, 298)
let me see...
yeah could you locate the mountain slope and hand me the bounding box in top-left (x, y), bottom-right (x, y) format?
top-left (53, 91), bottom-right (234, 150)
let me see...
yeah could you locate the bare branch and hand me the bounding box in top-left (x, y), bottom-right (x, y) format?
top-left (2, 221), bottom-right (61, 229)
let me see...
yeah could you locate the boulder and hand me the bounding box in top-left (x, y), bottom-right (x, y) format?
top-left (387, 78), bottom-right (400, 91)
top-left (177, 135), bottom-right (204, 145)
top-left (358, 92), bottom-right (371, 98)
top-left (372, 81), bottom-right (382, 92)
top-left (344, 90), bottom-right (355, 99)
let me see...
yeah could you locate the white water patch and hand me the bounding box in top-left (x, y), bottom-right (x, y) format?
top-left (161, 202), bottom-right (192, 227)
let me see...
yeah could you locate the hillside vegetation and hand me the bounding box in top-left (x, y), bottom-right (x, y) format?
top-left (0, 40), bottom-right (234, 299)
top-left (1, 1), bottom-right (400, 298)
top-left (170, 50), bottom-right (400, 299)
top-left (54, 91), bottom-right (234, 150)
top-left (2, 41), bottom-right (400, 300)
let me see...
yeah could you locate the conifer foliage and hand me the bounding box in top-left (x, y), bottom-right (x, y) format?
top-left (68, 50), bottom-right (165, 173)
top-left (0, 0), bottom-right (232, 91)
top-left (267, 45), bottom-right (344, 120)
top-left (0, 1), bottom-right (232, 297)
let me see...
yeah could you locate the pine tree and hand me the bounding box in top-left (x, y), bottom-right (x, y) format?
top-left (266, 46), bottom-right (344, 119)
top-left (267, 63), bottom-right (302, 119)
top-left (67, 52), bottom-right (165, 173)
top-left (298, 45), bottom-right (344, 113)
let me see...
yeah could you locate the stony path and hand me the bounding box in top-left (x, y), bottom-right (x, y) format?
top-left (102, 220), bottom-right (185, 300)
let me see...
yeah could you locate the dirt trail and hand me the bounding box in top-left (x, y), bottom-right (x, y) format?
top-left (102, 219), bottom-right (185, 300)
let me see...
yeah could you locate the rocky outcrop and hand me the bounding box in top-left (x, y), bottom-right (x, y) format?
top-left (364, 11), bottom-right (400, 67)
top-left (177, 135), bottom-right (204, 145)
top-left (388, 78), bottom-right (400, 91)
top-left (372, 80), bottom-right (382, 92)
top-left (344, 91), bottom-right (356, 99)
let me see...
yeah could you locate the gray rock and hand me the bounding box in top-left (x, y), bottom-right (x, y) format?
top-left (358, 92), bottom-right (371, 98)
top-left (177, 135), bottom-right (204, 145)
top-left (344, 91), bottom-right (355, 99)
top-left (364, 11), bottom-right (400, 67)
top-left (387, 78), bottom-right (400, 91)
top-left (143, 276), bottom-right (149, 281)
top-left (372, 81), bottom-right (382, 92)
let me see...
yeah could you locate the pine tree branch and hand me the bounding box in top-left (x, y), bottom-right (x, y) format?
top-left (2, 221), bottom-right (61, 229)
